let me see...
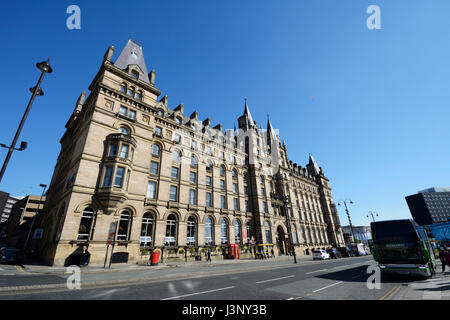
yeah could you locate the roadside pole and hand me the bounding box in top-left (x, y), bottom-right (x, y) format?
top-left (105, 221), bottom-right (117, 269)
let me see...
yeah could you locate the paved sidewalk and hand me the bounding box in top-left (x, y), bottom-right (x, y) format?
top-left (396, 261), bottom-right (450, 300)
top-left (19, 254), bottom-right (305, 275)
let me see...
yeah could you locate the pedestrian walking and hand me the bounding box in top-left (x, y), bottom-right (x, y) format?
top-left (438, 247), bottom-right (447, 273)
top-left (81, 248), bottom-right (90, 267)
top-left (271, 248), bottom-right (275, 258)
top-left (206, 248), bottom-right (212, 262)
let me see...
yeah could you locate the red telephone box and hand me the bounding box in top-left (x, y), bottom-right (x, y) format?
top-left (150, 250), bottom-right (159, 266)
top-left (227, 244), bottom-right (239, 259)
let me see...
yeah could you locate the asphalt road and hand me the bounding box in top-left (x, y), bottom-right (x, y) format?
top-left (0, 255), bottom-right (422, 300)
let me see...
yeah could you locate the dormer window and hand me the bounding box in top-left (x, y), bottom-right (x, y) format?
top-left (127, 87), bottom-right (135, 97)
top-left (131, 70), bottom-right (139, 80)
top-left (175, 117), bottom-right (181, 125)
top-left (157, 110), bottom-right (164, 117)
top-left (120, 83), bottom-right (127, 93)
top-left (119, 126), bottom-right (130, 135)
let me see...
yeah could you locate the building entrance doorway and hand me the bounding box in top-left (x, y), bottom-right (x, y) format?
top-left (277, 226), bottom-right (287, 255)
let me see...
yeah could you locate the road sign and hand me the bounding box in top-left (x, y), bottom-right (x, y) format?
top-left (33, 228), bottom-right (44, 240)
top-left (107, 221), bottom-right (117, 245)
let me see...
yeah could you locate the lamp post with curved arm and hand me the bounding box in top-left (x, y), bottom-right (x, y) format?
top-left (367, 211), bottom-right (379, 222)
top-left (338, 199), bottom-right (355, 244)
top-left (0, 59), bottom-right (52, 184)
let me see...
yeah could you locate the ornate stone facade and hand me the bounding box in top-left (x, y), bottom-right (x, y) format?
top-left (36, 40), bottom-right (345, 266)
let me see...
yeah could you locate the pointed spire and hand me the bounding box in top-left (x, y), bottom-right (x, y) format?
top-left (266, 114), bottom-right (276, 147)
top-left (267, 115), bottom-right (275, 139)
top-left (307, 153), bottom-right (321, 176)
top-left (114, 39), bottom-right (150, 83)
top-left (243, 98), bottom-right (254, 127)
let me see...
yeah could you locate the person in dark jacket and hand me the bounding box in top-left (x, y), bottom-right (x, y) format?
top-left (438, 247), bottom-right (447, 273)
top-left (81, 248), bottom-right (90, 267)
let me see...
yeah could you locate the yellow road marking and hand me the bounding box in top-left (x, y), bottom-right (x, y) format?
top-left (15, 266), bottom-right (26, 273)
top-left (379, 285), bottom-right (401, 300)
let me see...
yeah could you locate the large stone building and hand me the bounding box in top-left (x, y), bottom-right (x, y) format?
top-left (36, 39), bottom-right (344, 266)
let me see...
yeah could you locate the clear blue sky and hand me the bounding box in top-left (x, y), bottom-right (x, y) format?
top-left (0, 1), bottom-right (449, 227)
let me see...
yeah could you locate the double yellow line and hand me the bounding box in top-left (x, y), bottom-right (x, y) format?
top-left (379, 285), bottom-right (401, 300)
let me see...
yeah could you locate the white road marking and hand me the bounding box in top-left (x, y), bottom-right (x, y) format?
top-left (332, 265), bottom-right (350, 269)
top-left (255, 275), bottom-right (295, 284)
top-left (312, 281), bottom-right (343, 293)
top-left (306, 269), bottom-right (327, 275)
top-left (161, 286), bottom-right (235, 300)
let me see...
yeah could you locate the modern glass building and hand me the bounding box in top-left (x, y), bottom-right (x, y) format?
top-left (405, 187), bottom-right (450, 226)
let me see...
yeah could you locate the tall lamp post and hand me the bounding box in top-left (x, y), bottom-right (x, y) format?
top-left (338, 199), bottom-right (355, 244)
top-left (0, 59), bottom-right (53, 184)
top-left (22, 183), bottom-right (47, 254)
top-left (367, 211), bottom-right (378, 222)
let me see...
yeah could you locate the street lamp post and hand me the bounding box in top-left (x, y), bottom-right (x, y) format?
top-left (338, 199), bottom-right (355, 244)
top-left (0, 59), bottom-right (52, 184)
top-left (367, 211), bottom-right (379, 222)
top-left (22, 183), bottom-right (47, 254)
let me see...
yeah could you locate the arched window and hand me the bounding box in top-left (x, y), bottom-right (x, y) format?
top-left (264, 221), bottom-right (271, 244)
top-left (172, 150), bottom-right (181, 163)
top-left (117, 211), bottom-right (132, 241)
top-left (301, 226), bottom-right (306, 243)
top-left (119, 126), bottom-right (130, 135)
top-left (165, 214), bottom-right (177, 246)
top-left (220, 165), bottom-right (225, 176)
top-left (292, 225), bottom-right (298, 245)
top-left (127, 86), bottom-right (135, 98)
top-left (152, 144), bottom-right (161, 157)
top-left (206, 160), bottom-right (212, 172)
top-left (205, 217), bottom-right (213, 245)
top-left (140, 212), bottom-right (154, 247)
top-left (246, 222), bottom-right (251, 243)
top-left (186, 216), bottom-right (196, 246)
top-left (232, 169), bottom-right (237, 179)
top-left (234, 220), bottom-right (241, 244)
top-left (120, 83), bottom-right (127, 93)
top-left (220, 218), bottom-right (228, 244)
top-left (157, 109), bottom-right (164, 117)
top-left (136, 90), bottom-right (142, 101)
top-left (77, 207), bottom-right (96, 240)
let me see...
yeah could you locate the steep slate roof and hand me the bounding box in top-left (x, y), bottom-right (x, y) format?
top-left (114, 39), bottom-right (150, 83)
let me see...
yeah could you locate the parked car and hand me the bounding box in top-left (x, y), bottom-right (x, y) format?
top-left (1, 248), bottom-right (20, 264)
top-left (313, 250), bottom-right (330, 260)
top-left (338, 246), bottom-right (354, 257)
top-left (327, 248), bottom-right (342, 259)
